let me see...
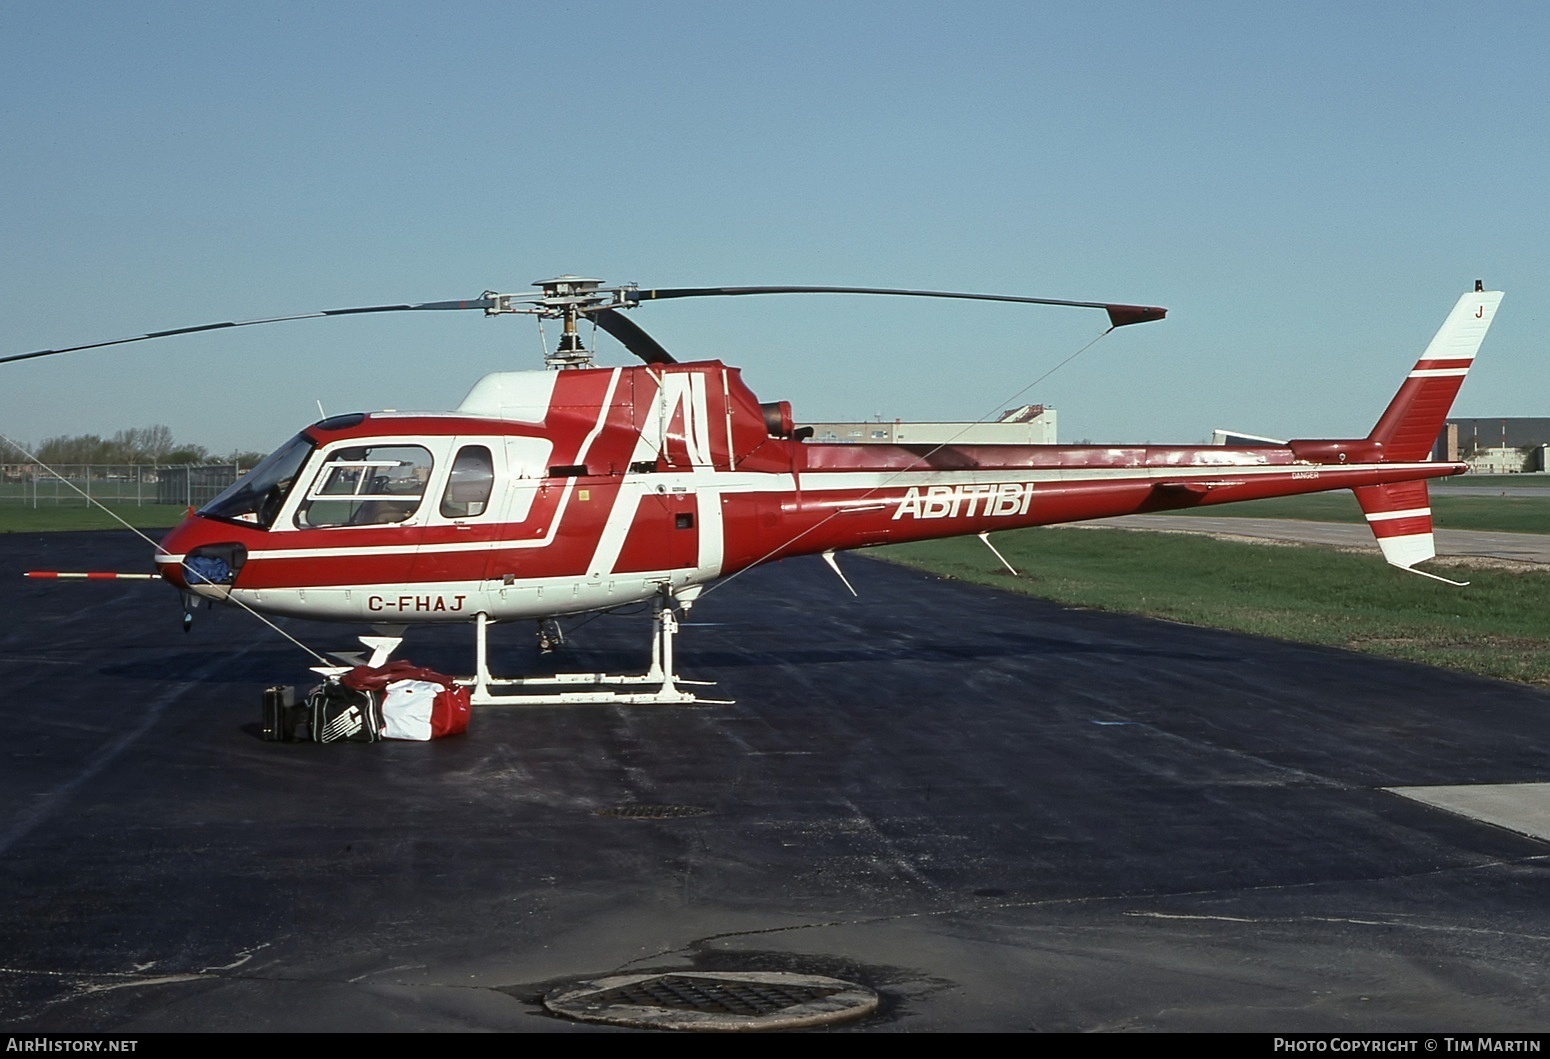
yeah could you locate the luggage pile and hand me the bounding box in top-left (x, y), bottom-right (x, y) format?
top-left (262, 662), bottom-right (472, 743)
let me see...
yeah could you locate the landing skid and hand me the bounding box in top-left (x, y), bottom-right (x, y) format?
top-left (470, 599), bottom-right (727, 705)
top-left (318, 595), bottom-right (730, 707)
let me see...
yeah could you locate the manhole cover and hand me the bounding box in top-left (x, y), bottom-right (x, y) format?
top-left (596, 804), bottom-right (711, 820)
top-left (544, 970), bottom-right (878, 1031)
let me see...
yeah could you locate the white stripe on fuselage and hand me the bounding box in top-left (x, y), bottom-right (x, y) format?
top-left (157, 459), bottom-right (1448, 567)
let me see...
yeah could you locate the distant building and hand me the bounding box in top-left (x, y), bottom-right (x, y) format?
top-left (1437, 418), bottom-right (1550, 472)
top-left (804, 404), bottom-right (1057, 445)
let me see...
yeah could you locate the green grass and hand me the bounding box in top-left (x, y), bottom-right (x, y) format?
top-left (1157, 491), bottom-right (1550, 534)
top-left (878, 526), bottom-right (1550, 686)
top-left (1437, 474), bottom-right (1550, 489)
top-left (0, 504), bottom-right (187, 532)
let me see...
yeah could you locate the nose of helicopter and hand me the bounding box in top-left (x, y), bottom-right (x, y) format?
top-left (155, 513), bottom-right (247, 593)
top-left (154, 513), bottom-right (200, 588)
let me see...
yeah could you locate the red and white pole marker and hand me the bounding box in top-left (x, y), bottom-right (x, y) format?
top-left (25, 571), bottom-right (158, 580)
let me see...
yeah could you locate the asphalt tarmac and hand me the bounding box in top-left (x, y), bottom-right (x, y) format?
top-left (3, 530), bottom-right (1550, 1033)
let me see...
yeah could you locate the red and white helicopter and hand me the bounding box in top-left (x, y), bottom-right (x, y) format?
top-left (6, 277), bottom-right (1502, 705)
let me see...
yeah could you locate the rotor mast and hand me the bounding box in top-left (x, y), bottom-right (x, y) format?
top-left (481, 275), bottom-right (633, 370)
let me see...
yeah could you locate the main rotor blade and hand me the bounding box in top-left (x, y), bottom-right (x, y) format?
top-left (624, 285), bottom-right (1167, 329)
top-left (0, 296), bottom-right (498, 366)
top-left (591, 307), bottom-right (676, 365)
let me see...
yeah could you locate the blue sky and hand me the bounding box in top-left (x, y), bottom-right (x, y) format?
top-left (2, 1), bottom-right (1546, 455)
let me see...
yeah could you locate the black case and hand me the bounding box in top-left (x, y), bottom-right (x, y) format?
top-left (261, 685), bottom-right (307, 742)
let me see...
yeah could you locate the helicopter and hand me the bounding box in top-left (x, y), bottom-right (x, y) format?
top-left (4, 277), bottom-right (1502, 706)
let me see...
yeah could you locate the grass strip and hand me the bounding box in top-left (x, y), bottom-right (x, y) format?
top-left (1153, 491), bottom-right (1550, 534)
top-left (1436, 474), bottom-right (1550, 489)
top-left (877, 526), bottom-right (1550, 686)
top-left (0, 504), bottom-right (186, 533)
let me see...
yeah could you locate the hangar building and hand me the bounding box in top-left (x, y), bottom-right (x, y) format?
top-left (1437, 418), bottom-right (1550, 472)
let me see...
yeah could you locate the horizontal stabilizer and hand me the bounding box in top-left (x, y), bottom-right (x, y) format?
top-left (1211, 428), bottom-right (1287, 447)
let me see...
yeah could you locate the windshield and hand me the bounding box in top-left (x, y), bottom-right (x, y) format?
top-left (294, 444), bottom-right (433, 528)
top-left (200, 433), bottom-right (315, 527)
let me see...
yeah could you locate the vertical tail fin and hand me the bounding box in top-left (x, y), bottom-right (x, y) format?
top-left (1368, 288), bottom-right (1502, 461)
top-left (1352, 479), bottom-right (1467, 586)
top-left (1351, 287), bottom-right (1501, 587)
top-left (1354, 479), bottom-right (1435, 569)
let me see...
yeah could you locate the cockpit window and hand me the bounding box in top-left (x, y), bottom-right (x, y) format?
top-left (440, 445), bottom-right (494, 518)
top-left (200, 433), bottom-right (314, 528)
top-left (295, 444), bottom-right (433, 528)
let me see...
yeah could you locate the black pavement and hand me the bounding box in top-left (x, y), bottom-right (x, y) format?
top-left (3, 531), bottom-right (1549, 1032)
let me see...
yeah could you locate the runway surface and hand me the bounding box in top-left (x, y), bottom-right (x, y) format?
top-left (3, 531), bottom-right (1550, 1032)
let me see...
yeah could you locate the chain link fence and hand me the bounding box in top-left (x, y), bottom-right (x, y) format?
top-left (1, 463), bottom-right (244, 509)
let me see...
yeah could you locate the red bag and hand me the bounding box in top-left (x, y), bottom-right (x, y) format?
top-left (342, 662), bottom-right (470, 740)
